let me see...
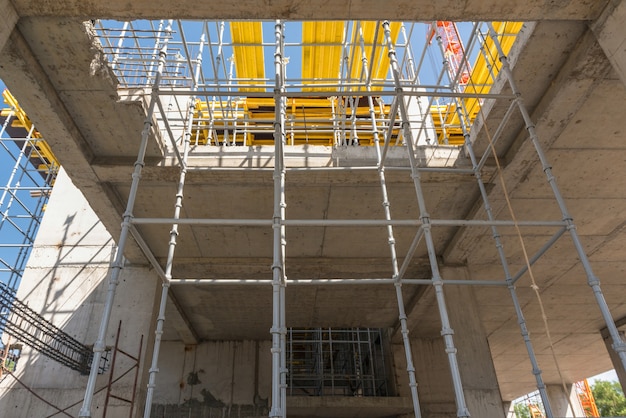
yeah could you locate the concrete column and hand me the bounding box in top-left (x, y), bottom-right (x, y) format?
top-left (546, 384), bottom-right (586, 417)
top-left (443, 265), bottom-right (504, 418)
top-left (0, 170), bottom-right (160, 418)
top-left (503, 401), bottom-right (515, 418)
top-left (601, 327), bottom-right (626, 393)
top-left (398, 265), bottom-right (504, 417)
top-left (591, 0), bottom-right (626, 89)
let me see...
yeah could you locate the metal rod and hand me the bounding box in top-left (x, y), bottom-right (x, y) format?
top-left (511, 227), bottom-right (568, 284)
top-left (361, 23), bottom-right (422, 417)
top-left (168, 278), bottom-right (507, 286)
top-left (460, 84), bottom-right (554, 415)
top-left (487, 22), bottom-right (626, 373)
top-left (269, 19), bottom-right (287, 418)
top-left (383, 20), bottom-right (470, 417)
top-left (142, 26), bottom-right (203, 418)
top-left (131, 217), bottom-right (565, 228)
top-left (78, 21), bottom-right (173, 418)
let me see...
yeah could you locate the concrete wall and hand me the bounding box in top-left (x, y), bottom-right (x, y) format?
top-left (150, 340), bottom-right (271, 418)
top-left (0, 169), bottom-right (159, 418)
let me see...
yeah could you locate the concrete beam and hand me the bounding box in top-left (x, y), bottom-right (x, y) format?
top-left (0, 0), bottom-right (17, 52)
top-left (444, 26), bottom-right (612, 263)
top-left (0, 25), bottom-right (145, 261)
top-left (591, 0), bottom-right (626, 88)
top-left (9, 0), bottom-right (610, 21)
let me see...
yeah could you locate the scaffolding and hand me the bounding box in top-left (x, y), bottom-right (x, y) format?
top-left (64, 19), bottom-right (626, 418)
top-left (0, 90), bottom-right (59, 292)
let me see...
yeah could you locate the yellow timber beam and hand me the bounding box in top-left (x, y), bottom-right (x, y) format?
top-left (1, 89), bottom-right (60, 175)
top-left (230, 22), bottom-right (265, 92)
top-left (432, 21), bottom-right (523, 145)
top-left (302, 22), bottom-right (345, 92)
top-left (349, 21), bottom-right (400, 90)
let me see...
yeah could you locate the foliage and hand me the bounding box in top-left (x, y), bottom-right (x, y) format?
top-left (514, 402), bottom-right (531, 418)
top-left (591, 379), bottom-right (626, 417)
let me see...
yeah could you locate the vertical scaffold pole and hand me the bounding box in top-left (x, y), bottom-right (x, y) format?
top-left (458, 115), bottom-right (554, 417)
top-left (142, 33), bottom-right (205, 418)
top-left (78, 20), bottom-right (173, 418)
top-left (358, 25), bottom-right (422, 418)
top-left (487, 22), bottom-right (626, 372)
top-left (270, 19), bottom-right (287, 418)
top-left (383, 21), bottom-right (470, 418)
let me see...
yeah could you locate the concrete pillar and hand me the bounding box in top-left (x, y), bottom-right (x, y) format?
top-left (503, 401), bottom-right (515, 418)
top-left (0, 169), bottom-right (159, 418)
top-left (399, 265), bottom-right (504, 417)
top-left (443, 265), bottom-right (504, 418)
top-left (601, 327), bottom-right (626, 393)
top-left (546, 384), bottom-right (586, 418)
top-left (591, 0), bottom-right (626, 89)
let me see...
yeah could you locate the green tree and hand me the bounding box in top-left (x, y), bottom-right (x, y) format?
top-left (514, 403), bottom-right (531, 418)
top-left (591, 380), bottom-right (626, 417)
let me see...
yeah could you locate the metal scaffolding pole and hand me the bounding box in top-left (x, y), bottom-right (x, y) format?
top-left (142, 31), bottom-right (204, 418)
top-left (383, 20), bottom-right (470, 418)
top-left (270, 19), bottom-right (287, 418)
top-left (487, 22), bottom-right (626, 373)
top-left (78, 20), bottom-right (173, 418)
top-left (459, 105), bottom-right (554, 417)
top-left (358, 23), bottom-right (422, 418)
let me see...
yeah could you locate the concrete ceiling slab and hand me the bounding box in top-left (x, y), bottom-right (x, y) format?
top-left (9, 0), bottom-right (610, 21)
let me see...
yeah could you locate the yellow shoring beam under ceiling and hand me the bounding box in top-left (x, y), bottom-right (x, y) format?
top-left (349, 21), bottom-right (401, 90)
top-left (434, 21), bottom-right (523, 145)
top-left (1, 89), bottom-right (60, 176)
top-left (200, 21), bottom-right (521, 147)
top-left (230, 22), bottom-right (265, 92)
top-left (302, 21), bottom-right (345, 92)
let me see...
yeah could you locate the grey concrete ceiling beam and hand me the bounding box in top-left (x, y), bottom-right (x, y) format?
top-left (0, 26), bottom-right (144, 261)
top-left (591, 0), bottom-right (626, 88)
top-left (443, 25), bottom-right (612, 263)
top-left (0, 0), bottom-right (17, 51)
top-left (10, 0), bottom-right (609, 21)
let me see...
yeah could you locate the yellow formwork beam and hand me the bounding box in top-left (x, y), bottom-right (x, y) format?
top-left (302, 22), bottom-right (345, 92)
top-left (349, 21), bottom-right (401, 90)
top-left (230, 22), bottom-right (265, 92)
top-left (432, 21), bottom-right (523, 145)
top-left (1, 89), bottom-right (60, 173)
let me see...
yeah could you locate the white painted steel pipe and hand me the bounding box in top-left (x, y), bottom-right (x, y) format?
top-left (78, 20), bottom-right (174, 418)
top-left (487, 22), bottom-right (626, 376)
top-left (269, 19), bottom-right (287, 418)
top-left (142, 31), bottom-right (205, 418)
top-left (360, 24), bottom-right (423, 417)
top-left (384, 21), bottom-right (470, 418)
top-left (459, 85), bottom-right (554, 416)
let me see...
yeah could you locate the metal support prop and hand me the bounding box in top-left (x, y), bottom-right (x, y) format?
top-left (142, 30), bottom-right (204, 418)
top-left (78, 21), bottom-right (173, 418)
top-left (358, 25), bottom-right (422, 418)
top-left (270, 19), bottom-right (287, 418)
top-left (459, 112), bottom-right (554, 417)
top-left (383, 20), bottom-right (470, 417)
top-left (486, 22), bottom-right (626, 373)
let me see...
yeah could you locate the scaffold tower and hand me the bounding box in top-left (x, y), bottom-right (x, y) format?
top-left (0, 89), bottom-right (59, 292)
top-left (19, 18), bottom-right (618, 418)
